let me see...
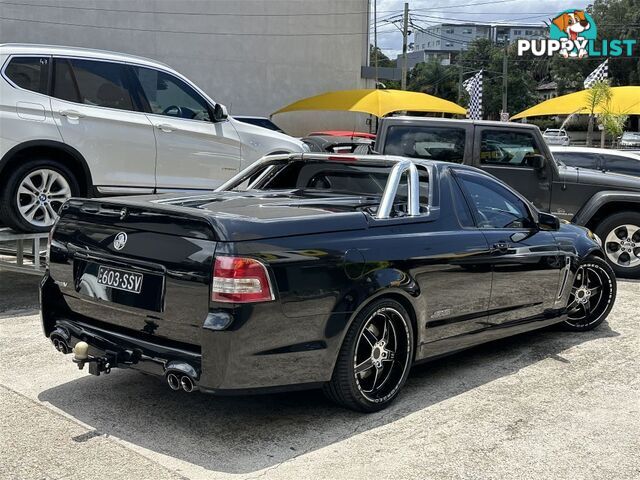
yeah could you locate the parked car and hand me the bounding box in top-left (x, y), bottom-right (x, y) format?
top-left (234, 116), bottom-right (284, 133)
top-left (550, 146), bottom-right (640, 178)
top-left (376, 117), bottom-right (640, 278)
top-left (542, 128), bottom-right (571, 146)
top-left (43, 153), bottom-right (615, 412)
top-left (619, 131), bottom-right (640, 149)
top-left (302, 135), bottom-right (374, 154)
top-left (0, 44), bottom-right (306, 232)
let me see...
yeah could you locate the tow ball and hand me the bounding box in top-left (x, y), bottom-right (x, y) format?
top-left (72, 341), bottom-right (113, 376)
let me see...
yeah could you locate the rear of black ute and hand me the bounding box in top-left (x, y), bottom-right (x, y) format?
top-left (41, 198), bottom-right (218, 392)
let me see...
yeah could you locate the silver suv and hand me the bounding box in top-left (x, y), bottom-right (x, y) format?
top-left (0, 44), bottom-right (306, 232)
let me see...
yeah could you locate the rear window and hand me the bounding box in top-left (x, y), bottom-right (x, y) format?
top-left (231, 160), bottom-right (429, 211)
top-left (383, 125), bottom-right (466, 163)
top-left (4, 56), bottom-right (49, 94)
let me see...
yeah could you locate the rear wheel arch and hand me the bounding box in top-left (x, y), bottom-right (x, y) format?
top-left (0, 140), bottom-right (93, 196)
top-left (337, 289), bottom-right (419, 364)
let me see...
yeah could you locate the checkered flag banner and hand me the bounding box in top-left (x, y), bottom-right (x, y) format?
top-left (584, 59), bottom-right (609, 89)
top-left (463, 70), bottom-right (483, 120)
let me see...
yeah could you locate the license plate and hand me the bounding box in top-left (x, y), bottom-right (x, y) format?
top-left (97, 266), bottom-right (143, 294)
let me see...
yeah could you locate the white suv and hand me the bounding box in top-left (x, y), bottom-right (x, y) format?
top-left (0, 44), bottom-right (306, 232)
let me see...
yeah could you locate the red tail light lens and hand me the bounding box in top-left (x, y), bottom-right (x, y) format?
top-left (211, 256), bottom-right (274, 303)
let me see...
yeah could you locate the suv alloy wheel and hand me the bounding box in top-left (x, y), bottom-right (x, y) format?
top-left (595, 211), bottom-right (640, 278)
top-left (0, 159), bottom-right (79, 232)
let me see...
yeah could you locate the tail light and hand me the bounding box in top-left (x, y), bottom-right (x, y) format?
top-left (211, 256), bottom-right (274, 303)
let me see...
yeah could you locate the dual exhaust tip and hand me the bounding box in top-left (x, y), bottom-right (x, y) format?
top-left (166, 372), bottom-right (196, 393)
top-left (51, 334), bottom-right (70, 354)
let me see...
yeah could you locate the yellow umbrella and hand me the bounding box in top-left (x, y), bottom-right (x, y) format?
top-left (272, 88), bottom-right (466, 117)
top-left (512, 86), bottom-right (640, 120)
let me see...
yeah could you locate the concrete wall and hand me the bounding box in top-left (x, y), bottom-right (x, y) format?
top-left (0, 0), bottom-right (373, 136)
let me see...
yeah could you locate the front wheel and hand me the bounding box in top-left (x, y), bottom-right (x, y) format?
top-left (595, 211), bottom-right (640, 278)
top-left (562, 256), bottom-right (616, 332)
top-left (323, 299), bottom-right (414, 412)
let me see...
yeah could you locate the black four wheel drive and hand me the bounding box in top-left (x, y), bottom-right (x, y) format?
top-left (377, 117), bottom-right (640, 277)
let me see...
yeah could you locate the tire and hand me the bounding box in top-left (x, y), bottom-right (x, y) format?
top-left (561, 255), bottom-right (617, 332)
top-left (323, 299), bottom-right (414, 412)
top-left (0, 158), bottom-right (79, 233)
top-left (594, 211), bottom-right (640, 278)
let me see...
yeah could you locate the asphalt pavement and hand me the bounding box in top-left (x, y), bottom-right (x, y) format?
top-left (1, 270), bottom-right (639, 480)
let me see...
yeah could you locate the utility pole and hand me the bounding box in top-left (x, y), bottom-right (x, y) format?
top-left (457, 59), bottom-right (464, 104)
top-left (501, 41), bottom-right (508, 121)
top-left (373, 0), bottom-right (378, 86)
top-left (401, 2), bottom-right (409, 90)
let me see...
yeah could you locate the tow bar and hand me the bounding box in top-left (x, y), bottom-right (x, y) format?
top-left (72, 341), bottom-right (114, 376)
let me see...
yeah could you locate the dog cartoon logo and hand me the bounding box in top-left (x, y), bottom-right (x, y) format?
top-left (550, 9), bottom-right (597, 58)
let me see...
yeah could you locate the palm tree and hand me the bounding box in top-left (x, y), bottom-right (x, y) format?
top-left (585, 81), bottom-right (612, 147)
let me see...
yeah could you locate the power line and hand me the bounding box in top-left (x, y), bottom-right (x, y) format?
top-left (0, 15), bottom-right (368, 36)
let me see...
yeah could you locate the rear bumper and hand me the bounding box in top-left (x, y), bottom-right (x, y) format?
top-left (40, 273), bottom-right (338, 393)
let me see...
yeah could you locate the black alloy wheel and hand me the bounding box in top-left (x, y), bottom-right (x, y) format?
top-left (324, 299), bottom-right (414, 412)
top-left (563, 256), bottom-right (616, 332)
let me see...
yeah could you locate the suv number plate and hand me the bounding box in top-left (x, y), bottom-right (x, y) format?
top-left (97, 266), bottom-right (143, 294)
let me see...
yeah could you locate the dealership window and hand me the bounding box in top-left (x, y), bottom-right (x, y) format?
top-left (479, 130), bottom-right (542, 167)
top-left (445, 28), bottom-right (454, 34)
top-left (133, 67), bottom-right (211, 122)
top-left (513, 29), bottom-right (522, 35)
top-left (383, 126), bottom-right (467, 163)
top-left (5, 56), bottom-right (49, 94)
top-left (462, 28), bottom-right (472, 34)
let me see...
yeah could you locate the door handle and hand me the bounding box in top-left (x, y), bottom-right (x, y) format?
top-left (492, 242), bottom-right (510, 253)
top-left (155, 123), bottom-right (176, 132)
top-left (59, 109), bottom-right (84, 119)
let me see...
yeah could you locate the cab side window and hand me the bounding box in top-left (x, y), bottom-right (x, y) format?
top-left (5, 56), bottom-right (49, 94)
top-left (480, 130), bottom-right (542, 168)
top-left (456, 171), bottom-right (534, 229)
top-left (132, 67), bottom-right (211, 122)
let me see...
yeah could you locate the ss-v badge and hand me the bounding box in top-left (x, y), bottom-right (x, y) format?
top-left (113, 232), bottom-right (128, 251)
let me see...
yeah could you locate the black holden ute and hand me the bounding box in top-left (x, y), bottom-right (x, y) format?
top-left (41, 154), bottom-right (617, 412)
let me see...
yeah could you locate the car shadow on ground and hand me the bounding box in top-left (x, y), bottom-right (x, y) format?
top-left (39, 323), bottom-right (618, 475)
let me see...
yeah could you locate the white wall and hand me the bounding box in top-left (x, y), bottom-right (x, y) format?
top-left (0, 0), bottom-right (373, 136)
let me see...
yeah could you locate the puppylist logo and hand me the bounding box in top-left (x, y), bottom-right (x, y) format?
top-left (517, 9), bottom-right (637, 59)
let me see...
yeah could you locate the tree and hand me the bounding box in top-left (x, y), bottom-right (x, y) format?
top-left (369, 45), bottom-right (396, 69)
top-left (598, 111), bottom-right (629, 147)
top-left (588, 0), bottom-right (640, 86)
top-left (585, 80), bottom-right (612, 146)
top-left (457, 39), bottom-right (538, 119)
top-left (407, 60), bottom-right (458, 101)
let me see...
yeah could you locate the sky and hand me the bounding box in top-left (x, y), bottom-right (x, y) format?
top-left (372, 0), bottom-right (590, 57)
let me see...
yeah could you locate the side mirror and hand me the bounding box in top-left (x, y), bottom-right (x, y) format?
top-left (528, 154), bottom-right (546, 170)
top-left (213, 103), bottom-right (228, 122)
top-left (537, 211), bottom-right (560, 231)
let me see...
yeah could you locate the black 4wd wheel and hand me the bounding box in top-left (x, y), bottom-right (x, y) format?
top-left (0, 159), bottom-right (79, 232)
top-left (562, 256), bottom-right (617, 332)
top-left (595, 211), bottom-right (640, 278)
top-left (324, 299), bottom-right (414, 412)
